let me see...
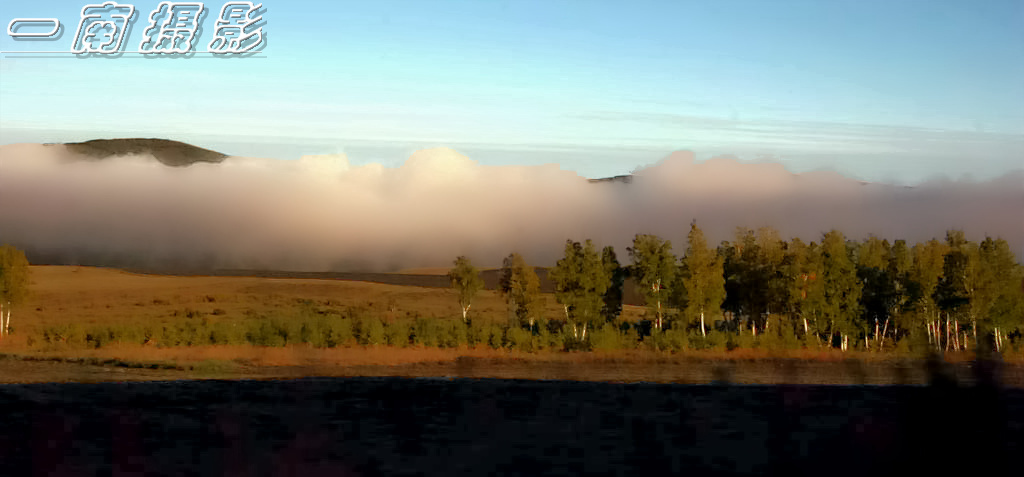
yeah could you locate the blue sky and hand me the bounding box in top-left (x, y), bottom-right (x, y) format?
top-left (1, 0), bottom-right (1022, 182)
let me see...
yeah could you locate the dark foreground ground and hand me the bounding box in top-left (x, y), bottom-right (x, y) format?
top-left (0, 374), bottom-right (1019, 476)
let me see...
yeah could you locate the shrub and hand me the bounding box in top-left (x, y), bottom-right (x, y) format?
top-left (41, 324), bottom-right (82, 347)
top-left (467, 318), bottom-right (490, 346)
top-left (589, 323), bottom-right (623, 351)
top-left (299, 315), bottom-right (331, 348)
top-left (357, 316), bottom-right (386, 346)
top-left (536, 319), bottom-right (564, 350)
top-left (619, 323), bottom-right (640, 350)
top-left (439, 320), bottom-right (468, 348)
top-left (385, 319), bottom-right (412, 347)
top-left (735, 328), bottom-right (756, 349)
top-left (413, 318), bottom-right (440, 347)
top-left (245, 318), bottom-right (286, 347)
top-left (328, 318), bottom-right (354, 347)
top-left (486, 324), bottom-right (506, 349)
top-left (643, 327), bottom-right (665, 351)
top-left (85, 326), bottom-right (113, 349)
top-left (506, 326), bottom-right (534, 352)
top-left (661, 327), bottom-right (687, 351)
top-left (703, 330), bottom-right (727, 351)
top-left (209, 321), bottom-right (242, 345)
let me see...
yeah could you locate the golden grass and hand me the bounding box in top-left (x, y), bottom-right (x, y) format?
top-left (13, 265), bottom-right (645, 335)
top-left (5, 266), bottom-right (1020, 372)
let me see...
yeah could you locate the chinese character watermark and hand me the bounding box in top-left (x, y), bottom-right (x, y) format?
top-left (139, 2), bottom-right (205, 54)
top-left (3, 1), bottom-right (266, 56)
top-left (209, 2), bottom-right (264, 53)
top-left (71, 2), bottom-right (136, 54)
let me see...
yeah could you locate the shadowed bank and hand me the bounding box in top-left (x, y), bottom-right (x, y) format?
top-left (0, 356), bottom-right (1016, 476)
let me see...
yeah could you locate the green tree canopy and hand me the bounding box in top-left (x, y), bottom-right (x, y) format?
top-left (549, 239), bottom-right (612, 341)
top-left (627, 234), bottom-right (676, 330)
top-left (680, 223), bottom-right (725, 337)
top-left (820, 230), bottom-right (862, 349)
top-left (498, 252), bottom-right (542, 328)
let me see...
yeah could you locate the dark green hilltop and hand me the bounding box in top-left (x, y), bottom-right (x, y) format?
top-left (57, 138), bottom-right (228, 167)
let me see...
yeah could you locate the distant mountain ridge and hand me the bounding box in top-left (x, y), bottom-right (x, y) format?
top-left (56, 138), bottom-right (227, 167)
top-left (49, 138), bottom-right (899, 187)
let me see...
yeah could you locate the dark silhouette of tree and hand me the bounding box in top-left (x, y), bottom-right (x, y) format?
top-left (600, 246), bottom-right (626, 323)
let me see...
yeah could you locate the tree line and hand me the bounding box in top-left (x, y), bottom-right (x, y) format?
top-left (449, 225), bottom-right (1024, 353)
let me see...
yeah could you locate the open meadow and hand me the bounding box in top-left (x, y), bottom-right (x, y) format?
top-left (1, 265), bottom-right (1023, 386)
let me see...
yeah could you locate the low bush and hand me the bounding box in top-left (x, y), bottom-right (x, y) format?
top-left (385, 319), bottom-right (412, 347)
top-left (506, 326), bottom-right (534, 352)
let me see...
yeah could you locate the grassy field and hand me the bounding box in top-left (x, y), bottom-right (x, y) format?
top-left (2, 265), bottom-right (1021, 385)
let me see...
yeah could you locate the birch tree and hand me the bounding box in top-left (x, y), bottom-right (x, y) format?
top-left (885, 240), bottom-right (912, 342)
top-left (820, 231), bottom-right (862, 350)
top-left (498, 253), bottom-right (541, 328)
top-left (447, 256), bottom-right (484, 323)
top-left (785, 238), bottom-right (825, 342)
top-left (549, 240), bottom-right (611, 341)
top-left (680, 223), bottom-right (725, 337)
top-left (909, 239), bottom-right (948, 350)
top-left (0, 245), bottom-right (30, 338)
top-left (937, 230), bottom-right (983, 350)
top-left (627, 234), bottom-right (676, 330)
top-left (857, 236), bottom-right (892, 348)
top-left (977, 238), bottom-right (1022, 352)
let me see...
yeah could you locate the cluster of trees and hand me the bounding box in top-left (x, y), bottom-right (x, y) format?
top-left (449, 225), bottom-right (1024, 353)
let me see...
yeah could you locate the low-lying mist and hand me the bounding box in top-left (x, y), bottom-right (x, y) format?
top-left (1, 142), bottom-right (1021, 272)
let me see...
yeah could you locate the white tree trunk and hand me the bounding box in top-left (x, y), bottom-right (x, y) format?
top-left (803, 317), bottom-right (809, 335)
top-left (656, 299), bottom-right (662, 331)
top-left (700, 310), bottom-right (706, 337)
top-left (954, 319), bottom-right (960, 350)
top-left (581, 323), bottom-right (587, 342)
top-left (462, 306), bottom-right (469, 323)
top-left (752, 322), bottom-right (757, 338)
top-left (945, 314), bottom-right (951, 352)
top-left (0, 301), bottom-right (4, 338)
top-left (879, 318), bottom-right (889, 351)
